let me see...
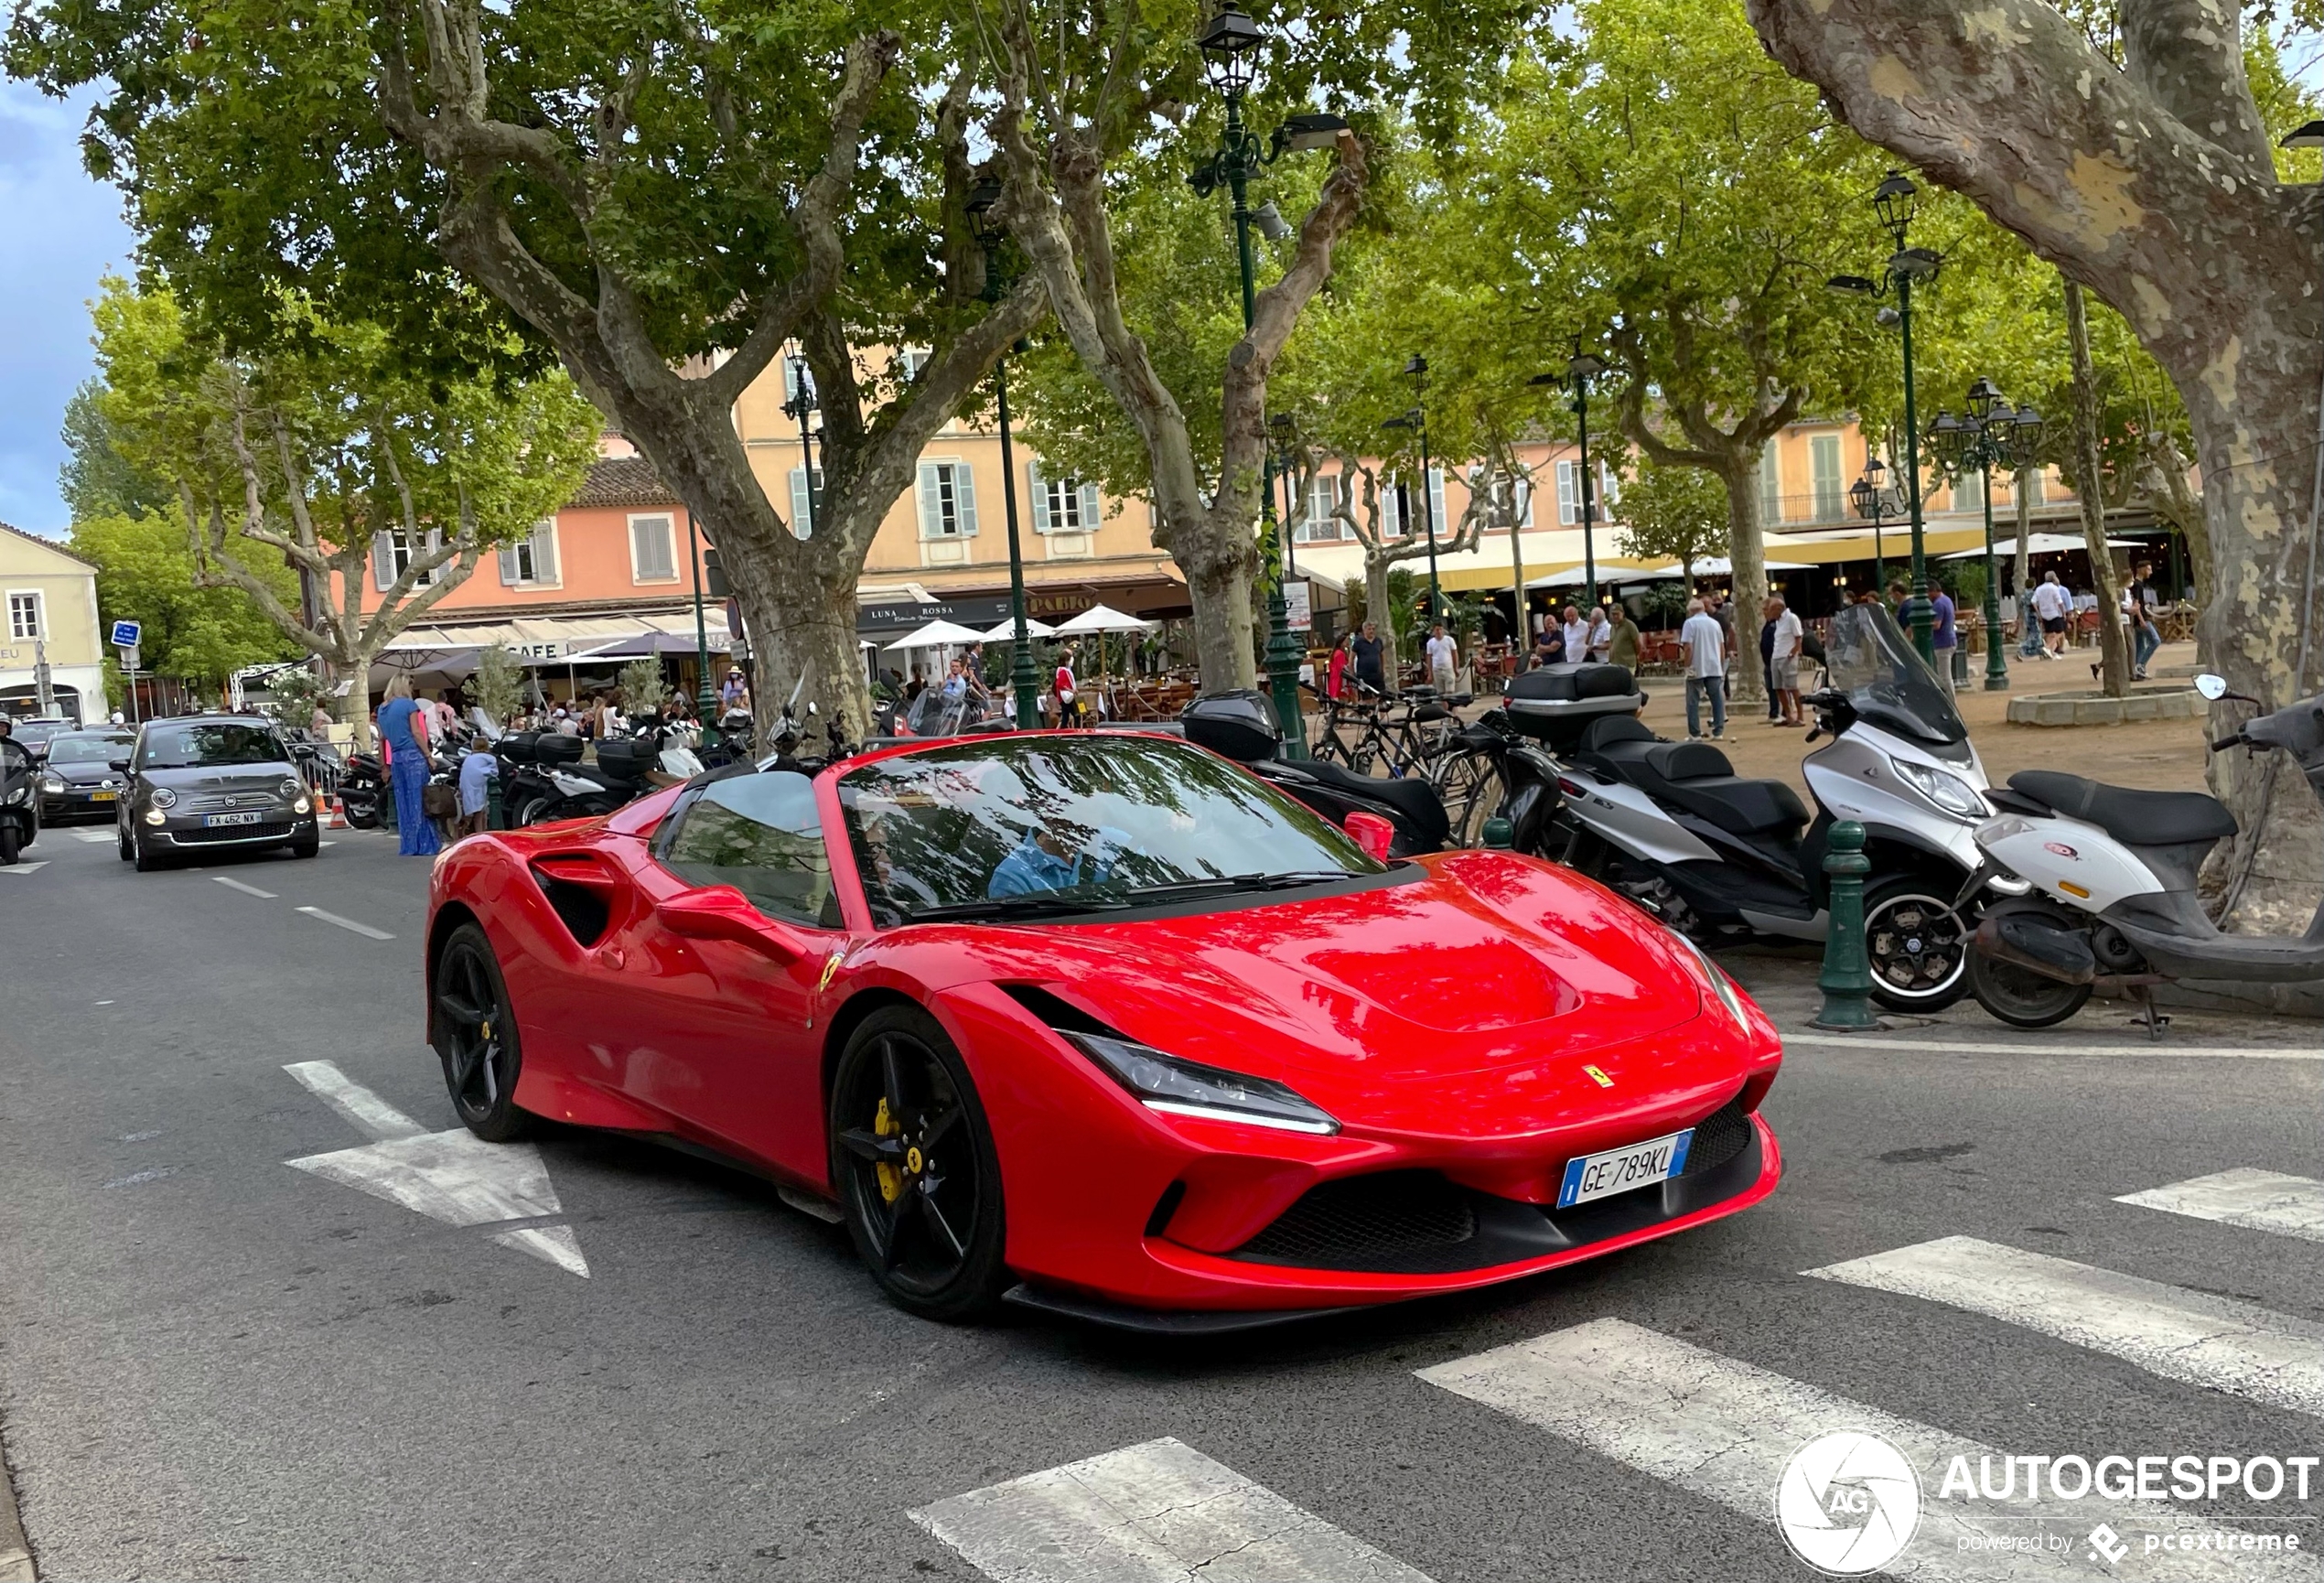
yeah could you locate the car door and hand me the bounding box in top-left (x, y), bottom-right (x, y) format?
top-left (623, 771), bottom-right (848, 1173)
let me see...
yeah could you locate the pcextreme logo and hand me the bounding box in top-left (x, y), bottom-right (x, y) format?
top-left (1776, 1429), bottom-right (1923, 1576)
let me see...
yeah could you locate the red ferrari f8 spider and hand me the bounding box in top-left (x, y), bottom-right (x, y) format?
top-left (425, 730), bottom-right (1783, 1330)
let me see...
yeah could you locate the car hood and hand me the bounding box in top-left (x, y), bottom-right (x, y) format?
top-left (951, 851), bottom-right (1731, 1126)
top-left (48, 759), bottom-right (130, 786)
top-left (136, 764), bottom-right (296, 794)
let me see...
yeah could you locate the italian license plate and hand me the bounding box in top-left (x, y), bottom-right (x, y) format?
top-left (89, 790), bottom-right (116, 802)
top-left (1557, 1128), bottom-right (1695, 1209)
top-left (203, 811), bottom-right (263, 828)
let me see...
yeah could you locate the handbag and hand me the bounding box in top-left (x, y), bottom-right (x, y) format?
top-left (422, 781), bottom-right (459, 819)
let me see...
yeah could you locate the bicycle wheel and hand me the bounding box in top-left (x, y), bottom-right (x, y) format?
top-left (1432, 748), bottom-right (1498, 845)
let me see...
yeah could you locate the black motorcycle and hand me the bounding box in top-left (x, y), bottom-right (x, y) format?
top-left (1182, 690), bottom-right (1458, 856)
top-left (0, 732), bottom-right (38, 866)
top-left (338, 748), bottom-right (386, 830)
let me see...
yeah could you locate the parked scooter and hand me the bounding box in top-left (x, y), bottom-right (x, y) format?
top-left (1183, 690), bottom-right (1458, 856)
top-left (338, 748), bottom-right (386, 830)
top-left (1959, 673), bottom-right (2324, 1033)
top-left (1526, 604), bottom-right (2005, 1012)
top-left (0, 731), bottom-right (38, 865)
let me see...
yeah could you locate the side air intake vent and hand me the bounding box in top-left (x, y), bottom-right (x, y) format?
top-left (529, 859), bottom-right (611, 948)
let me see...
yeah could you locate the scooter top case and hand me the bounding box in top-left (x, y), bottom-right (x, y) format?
top-left (1503, 663), bottom-right (1647, 751)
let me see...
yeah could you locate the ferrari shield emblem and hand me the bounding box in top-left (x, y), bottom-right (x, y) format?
top-left (817, 950), bottom-right (845, 993)
top-left (1583, 1064), bottom-right (1614, 1089)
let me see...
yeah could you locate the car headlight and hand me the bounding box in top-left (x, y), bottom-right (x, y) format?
top-left (150, 787), bottom-right (177, 810)
top-left (39, 774), bottom-right (63, 793)
top-left (279, 776), bottom-right (303, 799)
top-left (294, 795), bottom-right (312, 813)
top-left (1665, 928), bottom-right (1747, 1032)
top-left (144, 808), bottom-right (166, 824)
top-left (1892, 759), bottom-right (1986, 819)
top-left (1065, 1031), bottom-right (1340, 1135)
top-left (3, 785), bottom-right (25, 806)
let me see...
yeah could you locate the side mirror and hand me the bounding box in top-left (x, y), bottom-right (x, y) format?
top-left (109, 759), bottom-right (131, 773)
top-left (1344, 811), bottom-right (1395, 860)
top-left (654, 886), bottom-right (808, 964)
top-left (2195, 673), bottom-right (2229, 701)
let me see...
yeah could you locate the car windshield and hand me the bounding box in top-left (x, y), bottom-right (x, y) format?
top-left (47, 736), bottom-right (132, 765)
top-left (837, 735), bottom-right (1384, 922)
top-left (1823, 603), bottom-right (1966, 745)
top-left (136, 722), bottom-right (287, 770)
top-left (11, 720), bottom-right (66, 747)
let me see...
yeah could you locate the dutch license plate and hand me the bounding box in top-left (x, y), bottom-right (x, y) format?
top-left (1557, 1128), bottom-right (1695, 1209)
top-left (89, 790), bottom-right (116, 802)
top-left (203, 811), bottom-right (263, 828)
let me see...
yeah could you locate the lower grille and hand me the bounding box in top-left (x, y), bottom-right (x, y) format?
top-left (1680, 1096), bottom-right (1754, 1178)
top-left (192, 792), bottom-right (278, 813)
top-left (175, 820), bottom-right (295, 844)
top-left (1231, 1171), bottom-right (1479, 1273)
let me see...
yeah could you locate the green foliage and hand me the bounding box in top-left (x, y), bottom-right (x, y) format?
top-left (61, 380), bottom-right (171, 522)
top-left (1614, 461), bottom-right (1729, 576)
top-left (475, 644), bottom-right (525, 726)
top-left (67, 510), bottom-right (295, 687)
top-left (1944, 562), bottom-right (1989, 613)
top-left (1636, 580), bottom-right (1693, 629)
top-left (260, 663), bottom-right (330, 728)
top-left (618, 655), bottom-right (671, 715)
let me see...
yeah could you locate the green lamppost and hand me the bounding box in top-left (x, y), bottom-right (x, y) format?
top-left (1829, 170), bottom-right (1942, 665)
top-left (1847, 455), bottom-right (1899, 595)
top-left (1190, 2), bottom-right (1347, 756)
top-left (1928, 378), bottom-right (2045, 692)
top-left (1529, 340), bottom-right (1609, 608)
top-left (965, 178), bottom-right (1044, 732)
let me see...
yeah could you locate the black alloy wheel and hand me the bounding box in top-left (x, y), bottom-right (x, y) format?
top-left (1863, 878), bottom-right (1972, 1014)
top-left (432, 922), bottom-right (533, 1141)
top-left (829, 1008), bottom-right (1007, 1321)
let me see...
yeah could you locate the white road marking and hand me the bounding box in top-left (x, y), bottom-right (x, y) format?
top-left (212, 876), bottom-right (278, 899)
top-left (318, 839), bottom-right (337, 847)
top-left (0, 862), bottom-right (48, 875)
top-left (1781, 1032), bottom-right (2324, 1061)
top-left (2118, 1168), bottom-right (2324, 1243)
top-left (296, 904), bottom-right (393, 940)
top-left (491, 1225), bottom-right (590, 1276)
top-left (102, 1168), bottom-right (178, 1190)
top-left (1808, 1235), bottom-right (2324, 1419)
top-left (281, 1062), bottom-right (587, 1277)
top-left (285, 1060), bottom-right (426, 1141)
top-left (909, 1437), bottom-right (1433, 1583)
top-left (71, 829), bottom-right (113, 843)
top-left (1416, 1318), bottom-right (2320, 1581)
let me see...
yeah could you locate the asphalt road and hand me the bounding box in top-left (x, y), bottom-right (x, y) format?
top-left (3, 820), bottom-right (2323, 1582)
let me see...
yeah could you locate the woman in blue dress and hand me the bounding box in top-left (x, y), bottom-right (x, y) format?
top-left (376, 674), bottom-right (441, 858)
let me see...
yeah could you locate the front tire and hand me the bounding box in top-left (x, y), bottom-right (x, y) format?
top-left (117, 823), bottom-right (134, 861)
top-left (289, 830), bottom-right (319, 858)
top-left (132, 831), bottom-right (167, 872)
top-left (829, 1007), bottom-right (1007, 1322)
top-left (1863, 878), bottom-right (1972, 1014)
top-left (0, 819), bottom-right (17, 867)
top-left (431, 922), bottom-right (533, 1140)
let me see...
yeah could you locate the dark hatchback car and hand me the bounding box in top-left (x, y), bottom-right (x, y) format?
top-left (118, 716), bottom-right (319, 871)
top-left (38, 730), bottom-right (135, 822)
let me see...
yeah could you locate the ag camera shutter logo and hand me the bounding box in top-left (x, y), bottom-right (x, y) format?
top-left (1776, 1429), bottom-right (1923, 1575)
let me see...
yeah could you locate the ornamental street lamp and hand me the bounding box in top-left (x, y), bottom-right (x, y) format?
top-left (1829, 169), bottom-right (1944, 665)
top-left (1531, 339), bottom-right (1609, 608)
top-left (1382, 357), bottom-right (1441, 627)
top-left (1848, 454), bottom-right (1902, 594)
top-left (1927, 377), bottom-right (2045, 692)
top-left (1189, 4), bottom-right (1346, 757)
top-left (966, 177), bottom-right (1043, 732)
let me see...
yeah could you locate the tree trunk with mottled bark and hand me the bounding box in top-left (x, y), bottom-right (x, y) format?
top-left (1746, 0), bottom-right (2324, 928)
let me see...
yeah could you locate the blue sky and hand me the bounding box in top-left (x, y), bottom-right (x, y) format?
top-left (0, 80), bottom-right (132, 537)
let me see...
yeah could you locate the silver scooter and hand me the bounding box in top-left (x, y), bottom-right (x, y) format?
top-left (1542, 603), bottom-right (2015, 1012)
top-left (1957, 673), bottom-right (2324, 1033)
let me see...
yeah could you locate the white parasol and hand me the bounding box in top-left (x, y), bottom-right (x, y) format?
top-left (882, 619), bottom-right (987, 652)
top-left (979, 616), bottom-right (1058, 641)
top-left (1054, 603), bottom-right (1154, 634)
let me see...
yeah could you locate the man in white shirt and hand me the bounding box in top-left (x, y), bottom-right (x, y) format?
top-left (1561, 605), bottom-right (1591, 664)
top-left (1680, 598), bottom-right (1730, 739)
top-left (1766, 595), bottom-right (1804, 727)
top-left (1425, 623), bottom-right (1458, 695)
top-left (2030, 571), bottom-right (2071, 659)
top-left (1587, 605), bottom-right (1613, 662)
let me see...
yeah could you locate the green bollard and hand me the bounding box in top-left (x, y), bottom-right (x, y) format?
top-left (486, 766), bottom-right (504, 833)
top-left (1480, 816), bottom-right (1514, 850)
top-left (1811, 819), bottom-right (1881, 1032)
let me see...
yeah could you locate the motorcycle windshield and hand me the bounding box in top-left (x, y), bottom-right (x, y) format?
top-left (1824, 604), bottom-right (1966, 745)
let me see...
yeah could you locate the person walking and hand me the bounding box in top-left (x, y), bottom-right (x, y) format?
top-left (1759, 604), bottom-right (1781, 721)
top-left (1054, 645), bottom-right (1081, 727)
top-left (1607, 605), bottom-right (1642, 672)
top-left (2126, 560), bottom-right (2161, 679)
top-left (2031, 571), bottom-right (2071, 658)
top-left (376, 674), bottom-right (440, 858)
top-left (1350, 620), bottom-right (1388, 696)
top-left (457, 738), bottom-right (495, 837)
top-left (1768, 595), bottom-right (1804, 727)
top-left (1426, 622), bottom-right (1459, 695)
top-left (1680, 598), bottom-right (1730, 740)
top-left (1930, 583), bottom-right (1958, 695)
top-left (1328, 632), bottom-right (1353, 699)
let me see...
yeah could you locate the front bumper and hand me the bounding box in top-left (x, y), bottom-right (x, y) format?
top-left (147, 810), bottom-right (317, 847)
top-left (41, 788), bottom-right (124, 821)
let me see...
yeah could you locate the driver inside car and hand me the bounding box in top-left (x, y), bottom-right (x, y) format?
top-left (986, 817), bottom-right (1129, 898)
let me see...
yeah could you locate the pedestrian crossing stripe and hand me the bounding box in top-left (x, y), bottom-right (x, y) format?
top-left (1807, 1235), bottom-right (2324, 1421)
top-left (1416, 1317), bottom-right (2322, 1582)
top-left (2119, 1168), bottom-right (2324, 1244)
top-left (909, 1436), bottom-right (1434, 1583)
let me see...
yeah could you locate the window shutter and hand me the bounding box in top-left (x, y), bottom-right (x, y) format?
top-left (1428, 468), bottom-right (1447, 536)
top-left (1516, 477), bottom-right (1535, 529)
top-left (533, 522), bottom-right (557, 584)
top-left (791, 468), bottom-right (812, 533)
top-left (373, 533), bottom-right (394, 591)
top-left (954, 466), bottom-right (978, 536)
top-left (1028, 460), bottom-right (1050, 533)
top-left (1597, 465), bottom-right (1619, 508)
top-left (498, 544), bottom-right (521, 585)
top-left (1080, 481), bottom-right (1102, 530)
top-left (1556, 462), bottom-right (1578, 525)
top-left (917, 463), bottom-right (942, 538)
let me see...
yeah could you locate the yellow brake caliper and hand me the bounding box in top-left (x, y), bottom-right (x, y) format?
top-left (874, 1095), bottom-right (903, 1203)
